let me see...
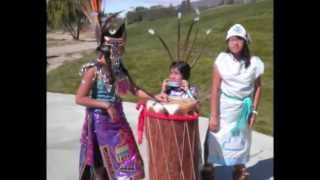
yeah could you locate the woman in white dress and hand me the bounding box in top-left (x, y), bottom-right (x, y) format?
top-left (207, 24), bottom-right (264, 180)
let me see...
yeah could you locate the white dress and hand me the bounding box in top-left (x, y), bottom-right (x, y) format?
top-left (207, 52), bottom-right (264, 166)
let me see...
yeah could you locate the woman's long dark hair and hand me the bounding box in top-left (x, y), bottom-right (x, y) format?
top-left (96, 48), bottom-right (116, 84)
top-left (226, 37), bottom-right (251, 68)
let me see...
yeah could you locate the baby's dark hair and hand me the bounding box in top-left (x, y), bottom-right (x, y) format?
top-left (170, 61), bottom-right (191, 80)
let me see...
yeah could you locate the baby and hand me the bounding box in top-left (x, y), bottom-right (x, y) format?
top-left (160, 61), bottom-right (198, 100)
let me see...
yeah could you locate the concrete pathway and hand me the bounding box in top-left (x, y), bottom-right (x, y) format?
top-left (47, 92), bottom-right (273, 180)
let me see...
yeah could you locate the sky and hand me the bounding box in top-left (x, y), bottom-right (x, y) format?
top-left (103, 0), bottom-right (199, 13)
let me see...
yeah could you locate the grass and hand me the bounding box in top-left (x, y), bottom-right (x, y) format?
top-left (47, 0), bottom-right (273, 135)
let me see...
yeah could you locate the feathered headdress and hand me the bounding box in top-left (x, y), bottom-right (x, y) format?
top-left (148, 9), bottom-right (212, 68)
top-left (81, 0), bottom-right (126, 62)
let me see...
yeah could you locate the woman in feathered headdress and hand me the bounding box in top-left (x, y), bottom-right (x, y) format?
top-left (76, 1), bottom-right (165, 179)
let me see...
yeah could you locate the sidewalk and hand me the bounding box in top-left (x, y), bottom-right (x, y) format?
top-left (47, 92), bottom-right (273, 180)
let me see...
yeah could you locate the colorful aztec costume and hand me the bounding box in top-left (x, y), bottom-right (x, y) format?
top-left (77, 1), bottom-right (156, 179)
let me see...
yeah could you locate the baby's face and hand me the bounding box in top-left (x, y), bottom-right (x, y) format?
top-left (169, 67), bottom-right (183, 81)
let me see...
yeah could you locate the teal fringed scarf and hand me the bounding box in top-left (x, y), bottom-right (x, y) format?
top-left (221, 91), bottom-right (253, 136)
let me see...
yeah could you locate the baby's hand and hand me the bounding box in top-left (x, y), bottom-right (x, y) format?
top-left (181, 80), bottom-right (189, 91)
top-left (161, 79), bottom-right (169, 92)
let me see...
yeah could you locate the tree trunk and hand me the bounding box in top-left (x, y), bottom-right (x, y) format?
top-left (186, 0), bottom-right (191, 11)
top-left (63, 21), bottom-right (77, 40)
top-left (76, 25), bottom-right (80, 40)
top-left (75, 18), bottom-right (81, 40)
top-left (224, 0), bottom-right (234, 4)
top-left (242, 0), bottom-right (256, 4)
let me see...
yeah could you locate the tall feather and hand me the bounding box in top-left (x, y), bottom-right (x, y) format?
top-left (190, 29), bottom-right (213, 68)
top-left (148, 29), bottom-right (174, 62)
top-left (100, 11), bottom-right (123, 33)
top-left (185, 28), bottom-right (199, 63)
top-left (190, 49), bottom-right (204, 68)
top-left (177, 12), bottom-right (182, 61)
top-left (156, 33), bottom-right (175, 62)
top-left (182, 19), bottom-right (198, 61)
top-left (183, 8), bottom-right (200, 61)
top-left (80, 0), bottom-right (103, 44)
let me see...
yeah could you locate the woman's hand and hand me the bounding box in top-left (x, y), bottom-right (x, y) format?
top-left (248, 114), bottom-right (256, 128)
top-left (105, 104), bottom-right (119, 123)
top-left (192, 100), bottom-right (200, 113)
top-left (155, 93), bottom-right (169, 102)
top-left (209, 116), bottom-right (220, 133)
top-left (181, 80), bottom-right (189, 91)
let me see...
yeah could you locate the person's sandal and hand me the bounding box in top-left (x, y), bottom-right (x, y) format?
top-left (201, 163), bottom-right (215, 180)
top-left (233, 166), bottom-right (249, 180)
top-left (200, 131), bottom-right (215, 180)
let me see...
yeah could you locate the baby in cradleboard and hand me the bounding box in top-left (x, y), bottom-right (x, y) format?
top-left (161, 61), bottom-right (196, 99)
top-left (157, 61), bottom-right (200, 115)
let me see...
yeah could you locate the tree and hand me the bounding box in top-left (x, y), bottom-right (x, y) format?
top-left (233, 0), bottom-right (256, 4)
top-left (127, 6), bottom-right (147, 24)
top-left (186, 0), bottom-right (192, 11)
top-left (144, 6), bottom-right (176, 21)
top-left (243, 0), bottom-right (256, 4)
top-left (224, 0), bottom-right (234, 4)
top-left (127, 5), bottom-right (176, 23)
top-left (47, 0), bottom-right (86, 40)
top-left (177, 0), bottom-right (194, 14)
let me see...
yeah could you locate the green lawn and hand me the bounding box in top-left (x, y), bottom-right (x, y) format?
top-left (47, 0), bottom-right (273, 135)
